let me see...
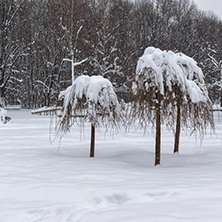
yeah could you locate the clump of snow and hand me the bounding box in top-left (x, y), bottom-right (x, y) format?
top-left (186, 80), bottom-right (207, 103)
top-left (58, 75), bottom-right (122, 130)
top-left (0, 108), bottom-right (8, 124)
top-left (86, 76), bottom-right (114, 104)
top-left (134, 47), bottom-right (209, 103)
top-left (59, 75), bottom-right (91, 116)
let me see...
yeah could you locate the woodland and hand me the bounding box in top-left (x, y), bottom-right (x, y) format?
top-left (1, 0), bottom-right (222, 108)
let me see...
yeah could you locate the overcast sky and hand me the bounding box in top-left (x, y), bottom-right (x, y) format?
top-left (193, 0), bottom-right (222, 18)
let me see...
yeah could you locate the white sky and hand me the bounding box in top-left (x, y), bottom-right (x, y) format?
top-left (193, 0), bottom-right (222, 18)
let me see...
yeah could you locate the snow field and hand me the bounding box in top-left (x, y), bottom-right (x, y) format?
top-left (0, 110), bottom-right (222, 222)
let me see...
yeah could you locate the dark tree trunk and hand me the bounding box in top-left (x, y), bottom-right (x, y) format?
top-left (174, 100), bottom-right (181, 153)
top-left (90, 123), bottom-right (95, 157)
top-left (0, 87), bottom-right (4, 98)
top-left (220, 89), bottom-right (222, 107)
top-left (155, 91), bottom-right (161, 166)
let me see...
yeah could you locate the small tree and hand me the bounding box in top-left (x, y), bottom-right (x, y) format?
top-left (56, 75), bottom-right (123, 157)
top-left (170, 52), bottom-right (215, 153)
top-left (130, 47), bottom-right (214, 165)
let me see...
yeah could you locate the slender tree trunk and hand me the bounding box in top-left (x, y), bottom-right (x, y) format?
top-left (70, 0), bottom-right (74, 84)
top-left (0, 86), bottom-right (5, 98)
top-left (155, 91), bottom-right (161, 166)
top-left (90, 123), bottom-right (95, 157)
top-left (174, 99), bottom-right (181, 153)
top-left (220, 89), bottom-right (222, 107)
top-left (71, 53), bottom-right (75, 84)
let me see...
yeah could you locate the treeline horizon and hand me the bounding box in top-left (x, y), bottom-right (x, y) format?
top-left (1, 0), bottom-right (222, 108)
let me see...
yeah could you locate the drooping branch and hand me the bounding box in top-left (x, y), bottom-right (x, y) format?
top-left (130, 46), bottom-right (215, 165)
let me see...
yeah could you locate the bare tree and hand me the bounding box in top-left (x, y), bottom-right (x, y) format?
top-left (0, 0), bottom-right (25, 99)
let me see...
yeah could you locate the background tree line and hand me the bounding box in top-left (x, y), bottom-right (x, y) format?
top-left (1, 0), bottom-right (222, 108)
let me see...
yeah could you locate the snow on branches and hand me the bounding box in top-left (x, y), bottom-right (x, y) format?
top-left (133, 46), bottom-right (208, 103)
top-left (57, 75), bottom-right (123, 133)
top-left (0, 108), bottom-right (7, 124)
top-left (131, 47), bottom-right (214, 128)
top-left (130, 47), bottom-right (215, 165)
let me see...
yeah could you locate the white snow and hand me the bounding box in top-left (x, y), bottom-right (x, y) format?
top-left (58, 75), bottom-right (121, 127)
top-left (0, 109), bottom-right (222, 221)
top-left (59, 75), bottom-right (117, 105)
top-left (135, 47), bottom-right (209, 103)
top-left (0, 108), bottom-right (8, 124)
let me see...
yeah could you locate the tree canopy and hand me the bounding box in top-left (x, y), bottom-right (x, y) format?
top-left (130, 47), bottom-right (214, 165)
top-left (56, 75), bottom-right (123, 156)
top-left (58, 75), bottom-right (122, 130)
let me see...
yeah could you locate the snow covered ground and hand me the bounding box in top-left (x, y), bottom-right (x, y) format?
top-left (0, 109), bottom-right (222, 222)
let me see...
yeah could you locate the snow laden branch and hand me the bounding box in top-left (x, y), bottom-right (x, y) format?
top-left (62, 57), bottom-right (88, 84)
top-left (56, 75), bottom-right (123, 135)
top-left (56, 75), bottom-right (123, 157)
top-left (130, 47), bottom-right (215, 165)
top-left (133, 47), bottom-right (209, 103)
top-left (62, 58), bottom-right (88, 65)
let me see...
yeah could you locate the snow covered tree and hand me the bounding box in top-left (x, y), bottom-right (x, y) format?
top-left (170, 52), bottom-right (215, 153)
top-left (203, 50), bottom-right (222, 107)
top-left (57, 0), bottom-right (89, 84)
top-left (56, 75), bottom-right (123, 157)
top-left (130, 47), bottom-right (214, 166)
top-left (89, 0), bottom-right (124, 88)
top-left (0, 0), bottom-right (24, 99)
top-left (1, 0), bottom-right (221, 109)
top-left (0, 97), bottom-right (11, 124)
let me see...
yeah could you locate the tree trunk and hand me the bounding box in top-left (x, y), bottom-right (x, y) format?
top-left (174, 100), bottom-right (181, 153)
top-left (155, 91), bottom-right (161, 166)
top-left (0, 87), bottom-right (4, 98)
top-left (90, 123), bottom-right (95, 157)
top-left (220, 89), bottom-right (222, 107)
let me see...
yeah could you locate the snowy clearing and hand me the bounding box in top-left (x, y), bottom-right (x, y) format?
top-left (0, 110), bottom-right (222, 222)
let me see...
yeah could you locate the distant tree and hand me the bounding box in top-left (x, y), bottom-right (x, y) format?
top-left (88, 0), bottom-right (129, 94)
top-left (0, 0), bottom-right (25, 99)
top-left (1, 0), bottom-right (222, 109)
top-left (59, 0), bottom-right (88, 84)
top-left (199, 14), bottom-right (222, 106)
top-left (56, 75), bottom-right (123, 157)
top-left (130, 47), bottom-right (214, 165)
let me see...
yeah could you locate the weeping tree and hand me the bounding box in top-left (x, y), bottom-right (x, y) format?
top-left (171, 52), bottom-right (215, 153)
top-left (130, 47), bottom-right (214, 166)
top-left (56, 75), bottom-right (123, 157)
top-left (129, 47), bottom-right (175, 166)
